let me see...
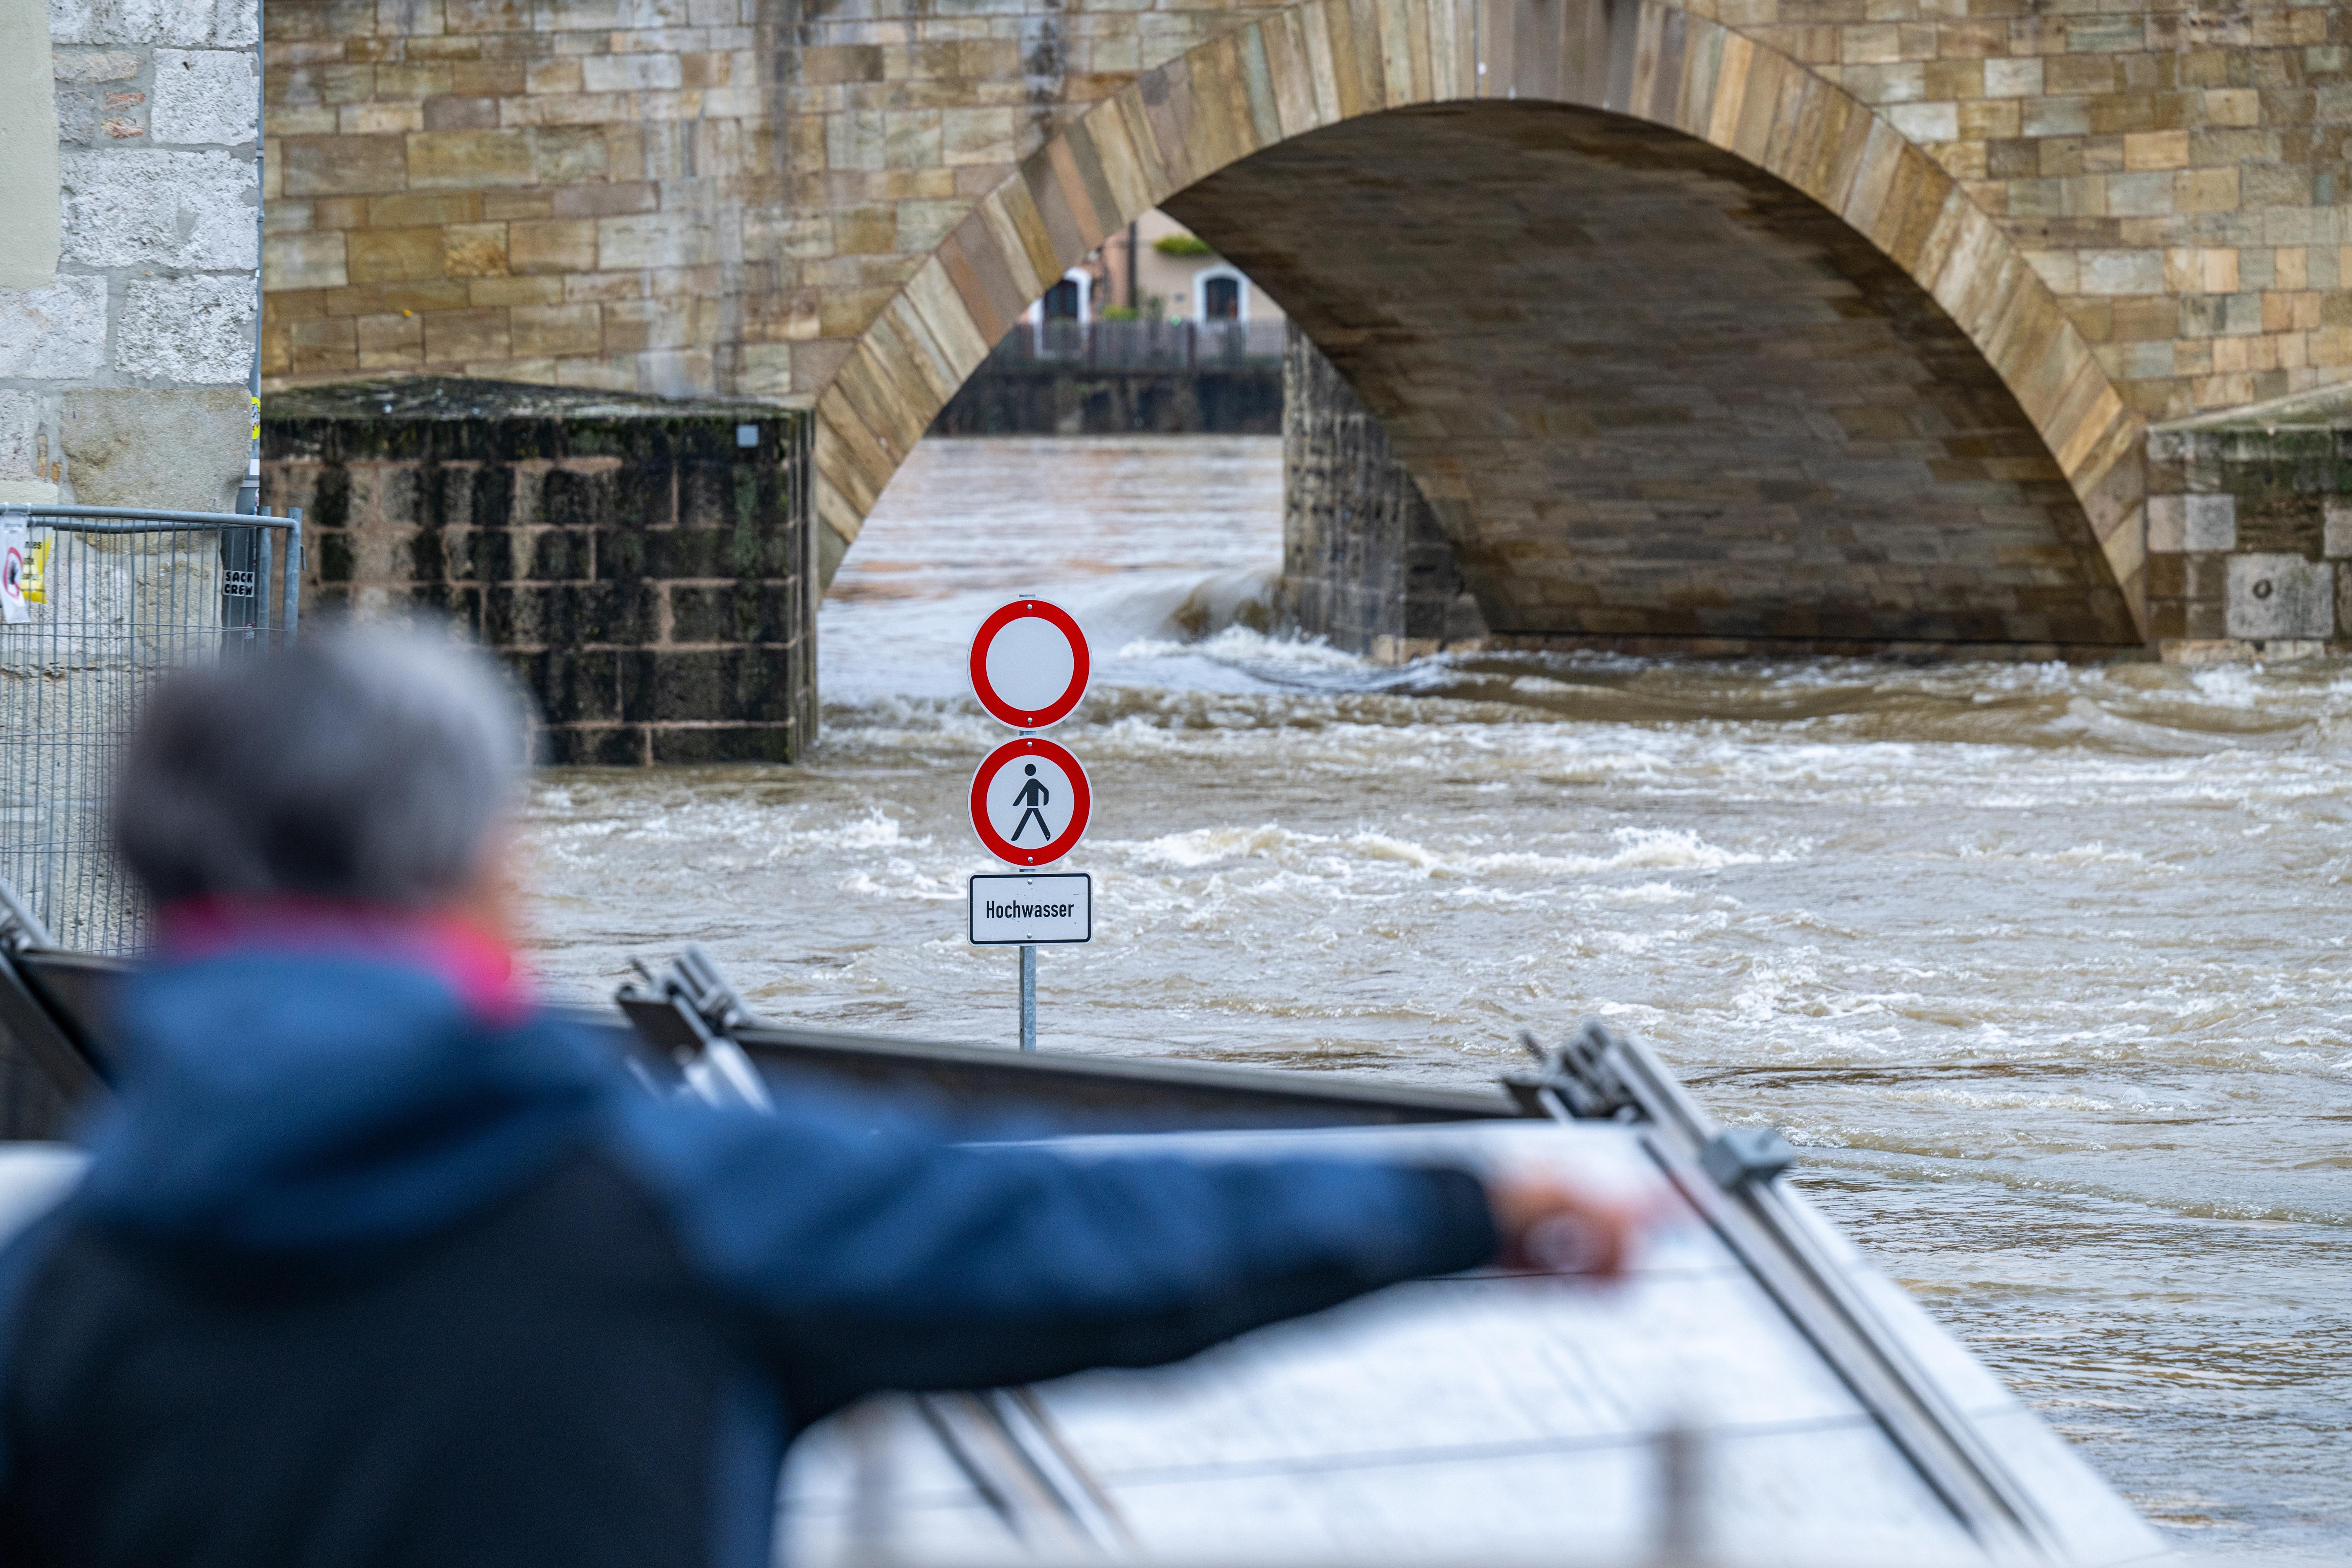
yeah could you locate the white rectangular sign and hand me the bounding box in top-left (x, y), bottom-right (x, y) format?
top-left (969, 873), bottom-right (1091, 945)
top-left (0, 515), bottom-right (27, 625)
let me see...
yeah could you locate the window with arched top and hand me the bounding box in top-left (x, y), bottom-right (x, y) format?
top-left (1191, 264), bottom-right (1248, 325)
top-left (1042, 279), bottom-right (1083, 319)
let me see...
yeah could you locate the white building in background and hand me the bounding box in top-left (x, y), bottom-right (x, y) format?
top-left (1024, 209), bottom-right (1287, 329)
top-left (0, 0), bottom-right (259, 512)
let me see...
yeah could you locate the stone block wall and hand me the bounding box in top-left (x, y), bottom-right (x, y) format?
top-left (258, 0), bottom-right (782, 398)
top-left (1729, 0), bottom-right (2352, 426)
top-left (2144, 383), bottom-right (2352, 658)
top-left (257, 0), bottom-right (2352, 431)
top-left (1281, 323), bottom-right (1483, 661)
top-left (262, 378), bottom-right (816, 763)
top-left (0, 0), bottom-right (260, 512)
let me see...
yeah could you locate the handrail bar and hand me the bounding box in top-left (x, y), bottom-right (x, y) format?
top-left (17, 506), bottom-right (299, 530)
top-left (6, 505), bottom-right (304, 640)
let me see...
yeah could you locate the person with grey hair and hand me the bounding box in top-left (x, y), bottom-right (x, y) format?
top-left (113, 620), bottom-right (530, 920)
top-left (0, 621), bottom-right (1640, 1568)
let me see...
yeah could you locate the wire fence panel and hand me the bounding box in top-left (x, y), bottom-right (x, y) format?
top-left (0, 507), bottom-right (301, 954)
top-left (985, 318), bottom-right (1289, 370)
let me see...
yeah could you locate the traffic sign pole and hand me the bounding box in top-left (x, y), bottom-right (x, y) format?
top-left (965, 597), bottom-right (1093, 1053)
top-left (1019, 944), bottom-right (1036, 1052)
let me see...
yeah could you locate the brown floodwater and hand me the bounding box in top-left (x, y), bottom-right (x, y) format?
top-left (522, 436), bottom-right (2352, 1561)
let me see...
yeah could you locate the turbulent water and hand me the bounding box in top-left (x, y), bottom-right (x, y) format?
top-left (523, 436), bottom-right (2352, 1561)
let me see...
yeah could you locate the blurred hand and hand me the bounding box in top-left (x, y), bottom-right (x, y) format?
top-left (1482, 1169), bottom-right (1649, 1279)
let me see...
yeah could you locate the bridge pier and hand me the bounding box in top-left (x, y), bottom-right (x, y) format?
top-left (263, 380), bottom-right (818, 764)
top-left (2146, 387), bottom-right (2352, 663)
top-left (1281, 325), bottom-right (1486, 663)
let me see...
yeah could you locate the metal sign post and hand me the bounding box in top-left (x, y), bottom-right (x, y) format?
top-left (1019, 945), bottom-right (1036, 1052)
top-left (966, 601), bottom-right (1092, 1051)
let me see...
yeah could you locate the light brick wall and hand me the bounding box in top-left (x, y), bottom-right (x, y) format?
top-left (0, 0), bottom-right (259, 511)
top-left (259, 0), bottom-right (2350, 432)
top-left (1721, 0), bottom-right (2352, 424)
top-left (260, 0), bottom-right (779, 399)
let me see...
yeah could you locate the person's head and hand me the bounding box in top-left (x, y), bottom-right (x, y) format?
top-left (113, 621), bottom-right (531, 929)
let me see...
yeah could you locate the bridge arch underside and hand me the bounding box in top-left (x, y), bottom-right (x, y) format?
top-left (1168, 102), bottom-right (2141, 652)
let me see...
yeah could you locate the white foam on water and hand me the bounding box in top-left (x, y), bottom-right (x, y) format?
top-left (519, 436), bottom-right (2352, 1558)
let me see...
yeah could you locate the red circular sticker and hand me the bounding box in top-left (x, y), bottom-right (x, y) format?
top-left (969, 599), bottom-right (1091, 730)
top-left (969, 737), bottom-right (1091, 867)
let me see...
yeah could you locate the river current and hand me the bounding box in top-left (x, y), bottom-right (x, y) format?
top-left (523, 436), bottom-right (2351, 1560)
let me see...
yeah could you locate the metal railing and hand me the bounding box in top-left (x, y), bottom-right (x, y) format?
top-left (0, 505), bottom-right (302, 953)
top-left (987, 317), bottom-right (1288, 371)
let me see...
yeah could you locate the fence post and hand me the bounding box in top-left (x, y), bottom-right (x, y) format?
top-left (283, 508), bottom-right (302, 642)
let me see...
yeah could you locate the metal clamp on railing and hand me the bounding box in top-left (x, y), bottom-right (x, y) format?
top-left (1698, 1124), bottom-right (1797, 1190)
top-left (615, 944), bottom-right (773, 1110)
top-left (0, 877), bottom-right (56, 956)
top-left (1506, 1019), bottom-right (2059, 1560)
top-left (1503, 1020), bottom-right (1641, 1120)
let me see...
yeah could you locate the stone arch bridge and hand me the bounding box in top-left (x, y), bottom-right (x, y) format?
top-left (262, 0), bottom-right (2352, 660)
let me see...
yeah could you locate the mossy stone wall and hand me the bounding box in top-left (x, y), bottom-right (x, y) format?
top-left (262, 378), bottom-right (815, 764)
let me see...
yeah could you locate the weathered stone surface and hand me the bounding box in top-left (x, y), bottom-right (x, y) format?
top-left (263, 230), bottom-right (347, 290)
top-left (261, 378), bottom-right (816, 764)
top-left (2325, 502), bottom-right (2352, 561)
top-left (151, 48), bottom-right (258, 145)
top-left (0, 393), bottom-right (44, 480)
top-left (2145, 383), bottom-right (2352, 655)
top-left (2185, 495), bottom-right (2237, 553)
top-left (2, 0), bottom-right (62, 292)
top-left (1282, 323), bottom-right (1484, 659)
top-left (117, 274), bottom-right (255, 383)
top-left (60, 149), bottom-right (255, 269)
top-left (18, 0), bottom-right (259, 519)
top-left (50, 0), bottom-right (255, 47)
top-left (2226, 554), bottom-right (2332, 641)
top-left (0, 275), bottom-right (108, 378)
top-left (58, 388), bottom-right (251, 510)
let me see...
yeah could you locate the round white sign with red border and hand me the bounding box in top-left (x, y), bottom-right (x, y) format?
top-left (969, 599), bottom-right (1090, 730)
top-left (970, 737), bottom-right (1091, 867)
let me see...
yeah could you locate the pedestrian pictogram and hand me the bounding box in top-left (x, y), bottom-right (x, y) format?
top-left (970, 737), bottom-right (1091, 867)
top-left (969, 598), bottom-right (1090, 729)
top-left (1009, 764), bottom-right (1051, 843)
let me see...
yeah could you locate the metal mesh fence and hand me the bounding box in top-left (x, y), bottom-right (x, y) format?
top-left (0, 506), bottom-right (301, 953)
top-left (987, 317), bottom-right (1288, 369)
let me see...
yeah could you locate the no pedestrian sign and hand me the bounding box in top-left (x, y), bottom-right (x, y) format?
top-left (969, 598), bottom-right (1089, 729)
top-left (970, 737), bottom-right (1090, 867)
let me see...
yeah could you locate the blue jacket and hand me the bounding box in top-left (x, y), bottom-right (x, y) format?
top-left (0, 939), bottom-right (1496, 1568)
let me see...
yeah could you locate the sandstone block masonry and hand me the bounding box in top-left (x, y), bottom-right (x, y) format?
top-left (262, 378), bottom-right (816, 763)
top-left (2145, 385), bottom-right (2352, 659)
top-left (258, 0), bottom-right (2352, 662)
top-left (259, 0), bottom-right (785, 398)
top-left (259, 0), bottom-right (2352, 430)
top-left (1281, 323), bottom-right (1483, 662)
top-left (0, 0), bottom-right (260, 512)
